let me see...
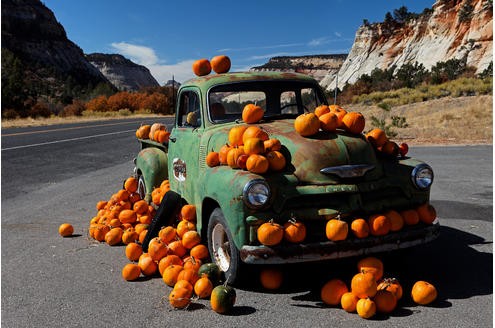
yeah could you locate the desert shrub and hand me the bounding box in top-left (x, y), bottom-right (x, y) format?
top-left (28, 100), bottom-right (52, 118)
top-left (2, 108), bottom-right (19, 120)
top-left (59, 100), bottom-right (85, 117)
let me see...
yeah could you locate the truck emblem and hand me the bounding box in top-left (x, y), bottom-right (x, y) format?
top-left (173, 158), bottom-right (187, 182)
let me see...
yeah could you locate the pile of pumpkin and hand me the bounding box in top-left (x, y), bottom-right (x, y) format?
top-left (206, 103), bottom-right (286, 174)
top-left (254, 203), bottom-right (436, 247)
top-left (258, 256), bottom-right (437, 320)
top-left (80, 176), bottom-right (236, 313)
top-left (135, 122), bottom-right (170, 144)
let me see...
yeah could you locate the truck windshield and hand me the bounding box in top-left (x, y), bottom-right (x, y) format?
top-left (208, 80), bottom-right (326, 123)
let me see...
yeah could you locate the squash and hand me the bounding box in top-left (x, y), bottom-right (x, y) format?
top-left (192, 58), bottom-right (211, 76)
top-left (242, 104), bottom-right (264, 124)
top-left (211, 285), bottom-right (236, 314)
top-left (58, 223), bottom-right (74, 237)
top-left (257, 221), bottom-right (283, 246)
top-left (321, 279), bottom-right (348, 306)
top-left (210, 55), bottom-right (231, 74)
top-left (294, 113), bottom-right (320, 137)
top-left (411, 280), bottom-right (437, 305)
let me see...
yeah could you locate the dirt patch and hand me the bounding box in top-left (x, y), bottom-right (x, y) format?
top-left (348, 95), bottom-right (493, 145)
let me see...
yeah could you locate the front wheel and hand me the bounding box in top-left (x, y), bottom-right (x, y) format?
top-left (207, 208), bottom-right (241, 285)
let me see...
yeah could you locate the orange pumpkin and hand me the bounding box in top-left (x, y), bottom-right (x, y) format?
top-left (257, 221), bottom-right (284, 246)
top-left (294, 113), bottom-right (320, 137)
top-left (377, 278), bottom-right (403, 300)
top-left (242, 103), bottom-right (264, 124)
top-left (169, 287), bottom-right (191, 309)
top-left (124, 177), bottom-right (138, 193)
top-left (158, 255), bottom-right (183, 275)
top-left (177, 268), bottom-right (200, 285)
top-left (138, 253), bottom-right (158, 276)
top-left (162, 264), bottom-right (184, 287)
top-left (321, 279), bottom-right (349, 306)
top-left (192, 58), bottom-right (211, 76)
top-left (416, 203), bottom-right (437, 224)
top-left (325, 219), bottom-right (348, 241)
top-left (125, 242), bottom-right (143, 262)
top-left (149, 123), bottom-right (166, 141)
top-left (148, 237), bottom-right (168, 261)
top-left (206, 151), bottom-right (220, 167)
top-left (400, 209), bottom-right (420, 225)
top-left (58, 223), bottom-right (74, 237)
top-left (133, 200), bottom-right (148, 215)
top-left (368, 214), bottom-right (391, 236)
top-left (357, 257), bottom-right (383, 281)
top-left (228, 125), bottom-right (248, 146)
top-left (135, 124), bottom-right (151, 139)
top-left (210, 55), bottom-right (231, 74)
top-left (329, 105), bottom-right (347, 128)
top-left (266, 150), bottom-right (286, 171)
top-left (350, 218), bottom-right (369, 239)
top-left (154, 130), bottom-right (170, 143)
top-left (242, 126), bottom-right (269, 143)
top-left (194, 276), bottom-right (214, 298)
top-left (380, 141), bottom-right (399, 157)
top-left (384, 209), bottom-right (404, 231)
top-left (121, 228), bottom-right (139, 245)
top-left (342, 112), bottom-right (365, 134)
top-left (283, 220), bottom-right (306, 243)
top-left (105, 227), bottom-right (123, 246)
top-left (264, 138), bottom-right (282, 152)
top-left (174, 279), bottom-right (194, 297)
top-left (246, 154), bottom-right (269, 174)
top-left (356, 298), bottom-right (376, 319)
top-left (319, 112), bottom-right (338, 132)
top-left (119, 209), bottom-right (137, 224)
top-left (314, 105), bottom-right (330, 117)
top-left (411, 280), bottom-right (437, 305)
top-left (122, 263), bottom-right (141, 281)
top-left (181, 204), bottom-right (197, 222)
top-left (181, 230), bottom-right (201, 249)
top-left (340, 292), bottom-right (359, 313)
top-left (176, 220), bottom-right (196, 238)
top-left (218, 144), bottom-right (232, 165)
top-left (167, 240), bottom-right (187, 258)
top-left (190, 244), bottom-right (209, 260)
top-left (351, 271), bottom-right (377, 299)
top-left (260, 268), bottom-right (284, 290)
top-left (366, 128), bottom-right (388, 147)
top-left (227, 147), bottom-right (245, 168)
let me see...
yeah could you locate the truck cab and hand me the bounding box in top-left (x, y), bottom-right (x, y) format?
top-left (135, 71), bottom-right (439, 284)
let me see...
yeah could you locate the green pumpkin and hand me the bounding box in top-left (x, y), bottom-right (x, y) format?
top-left (210, 285), bottom-right (236, 314)
top-left (198, 263), bottom-right (222, 285)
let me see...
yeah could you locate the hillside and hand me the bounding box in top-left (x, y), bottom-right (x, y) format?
top-left (321, 0), bottom-right (493, 90)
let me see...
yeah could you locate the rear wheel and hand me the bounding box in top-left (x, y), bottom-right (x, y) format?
top-left (207, 208), bottom-right (241, 285)
top-left (137, 174), bottom-right (147, 201)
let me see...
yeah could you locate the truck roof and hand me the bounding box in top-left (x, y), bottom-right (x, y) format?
top-left (181, 71), bottom-right (318, 91)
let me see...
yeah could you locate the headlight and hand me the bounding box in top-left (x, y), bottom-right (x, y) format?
top-left (411, 164), bottom-right (434, 190)
top-left (243, 179), bottom-right (270, 208)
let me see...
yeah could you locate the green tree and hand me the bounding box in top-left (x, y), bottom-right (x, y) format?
top-left (395, 62), bottom-right (428, 88)
top-left (1, 49), bottom-right (26, 115)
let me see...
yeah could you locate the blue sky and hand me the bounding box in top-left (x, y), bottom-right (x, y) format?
top-left (43, 0), bottom-right (434, 84)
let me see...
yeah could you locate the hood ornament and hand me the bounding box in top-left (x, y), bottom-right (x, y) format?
top-left (320, 164), bottom-right (375, 178)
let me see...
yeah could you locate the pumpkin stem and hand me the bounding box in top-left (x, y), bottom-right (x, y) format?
top-left (288, 213), bottom-right (297, 224)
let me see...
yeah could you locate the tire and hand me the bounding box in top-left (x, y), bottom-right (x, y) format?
top-left (142, 190), bottom-right (182, 252)
top-left (137, 174), bottom-right (147, 201)
top-left (207, 208), bottom-right (241, 285)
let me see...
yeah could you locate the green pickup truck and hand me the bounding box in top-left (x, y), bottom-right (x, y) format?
top-left (134, 71), bottom-right (439, 284)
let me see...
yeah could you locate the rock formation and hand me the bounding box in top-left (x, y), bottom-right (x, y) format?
top-left (321, 0), bottom-right (493, 90)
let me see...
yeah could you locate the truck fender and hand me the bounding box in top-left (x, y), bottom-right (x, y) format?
top-left (135, 147), bottom-right (168, 201)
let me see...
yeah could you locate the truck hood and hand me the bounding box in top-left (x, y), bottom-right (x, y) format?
top-left (207, 119), bottom-right (382, 185)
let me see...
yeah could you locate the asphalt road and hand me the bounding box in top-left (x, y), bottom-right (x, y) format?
top-left (1, 119), bottom-right (492, 328)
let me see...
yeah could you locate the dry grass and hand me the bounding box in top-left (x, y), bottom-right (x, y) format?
top-left (348, 95), bottom-right (493, 145)
top-left (2, 95), bottom-right (493, 145)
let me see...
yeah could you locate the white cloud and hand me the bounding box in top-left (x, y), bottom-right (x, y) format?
top-left (110, 42), bottom-right (159, 66)
top-left (148, 60), bottom-right (196, 84)
top-left (334, 32), bottom-right (342, 38)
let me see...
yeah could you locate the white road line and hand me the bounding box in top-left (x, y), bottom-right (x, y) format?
top-left (1, 129), bottom-right (136, 151)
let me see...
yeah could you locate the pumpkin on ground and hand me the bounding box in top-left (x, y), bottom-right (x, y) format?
top-left (357, 257), bottom-right (384, 281)
top-left (162, 264), bottom-right (184, 287)
top-left (125, 242), bottom-right (143, 262)
top-left (356, 298), bottom-right (376, 319)
top-left (58, 223), bottom-right (74, 237)
top-left (122, 263), bottom-right (141, 281)
top-left (169, 287), bottom-right (191, 309)
top-left (374, 289), bottom-right (397, 313)
top-left (351, 271), bottom-right (378, 299)
top-left (198, 263), bottom-right (222, 285)
top-left (194, 276), bottom-right (214, 298)
top-left (260, 268), bottom-right (284, 290)
top-left (124, 176), bottom-right (138, 193)
top-left (377, 278), bottom-right (403, 300)
top-left (211, 285), bottom-right (236, 314)
top-left (411, 281), bottom-right (437, 305)
top-left (321, 279), bottom-right (349, 306)
top-left (340, 292), bottom-right (359, 313)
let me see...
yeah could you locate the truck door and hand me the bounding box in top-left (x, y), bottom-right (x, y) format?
top-left (168, 87), bottom-right (203, 205)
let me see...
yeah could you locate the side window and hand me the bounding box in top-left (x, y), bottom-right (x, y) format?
top-left (178, 90), bottom-right (201, 127)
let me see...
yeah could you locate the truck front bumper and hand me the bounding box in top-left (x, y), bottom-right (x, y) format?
top-left (240, 222), bottom-right (440, 265)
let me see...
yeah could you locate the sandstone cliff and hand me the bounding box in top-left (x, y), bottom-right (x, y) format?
top-left (321, 0), bottom-right (493, 90)
top-left (1, 0), bottom-right (111, 97)
top-left (251, 55), bottom-right (347, 82)
top-left (87, 53), bottom-right (160, 91)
